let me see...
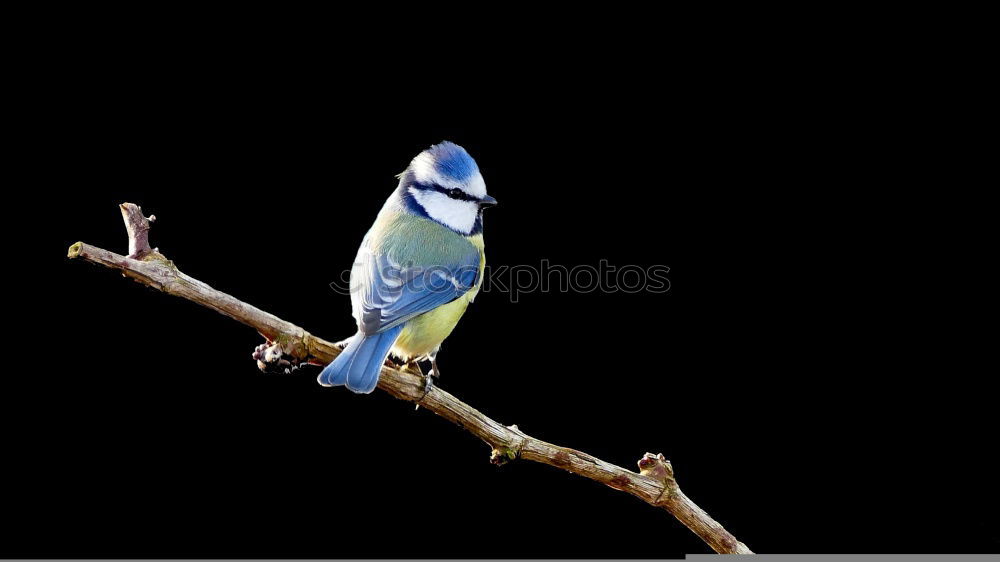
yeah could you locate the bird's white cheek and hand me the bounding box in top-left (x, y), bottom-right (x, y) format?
top-left (410, 189), bottom-right (478, 234)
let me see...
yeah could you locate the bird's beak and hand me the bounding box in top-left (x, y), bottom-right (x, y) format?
top-left (479, 195), bottom-right (498, 208)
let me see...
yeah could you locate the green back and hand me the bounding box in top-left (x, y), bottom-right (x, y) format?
top-left (368, 210), bottom-right (478, 266)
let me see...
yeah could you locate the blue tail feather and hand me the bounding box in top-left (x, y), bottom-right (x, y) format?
top-left (318, 326), bottom-right (403, 394)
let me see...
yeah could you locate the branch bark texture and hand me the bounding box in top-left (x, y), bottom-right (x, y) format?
top-left (66, 203), bottom-right (753, 555)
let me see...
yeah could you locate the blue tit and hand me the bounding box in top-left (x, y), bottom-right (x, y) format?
top-left (318, 141), bottom-right (497, 393)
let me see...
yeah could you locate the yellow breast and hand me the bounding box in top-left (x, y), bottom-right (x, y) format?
top-left (391, 234), bottom-right (485, 361)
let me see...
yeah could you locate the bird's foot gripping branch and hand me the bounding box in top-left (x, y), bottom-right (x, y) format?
top-left (66, 202), bottom-right (753, 555)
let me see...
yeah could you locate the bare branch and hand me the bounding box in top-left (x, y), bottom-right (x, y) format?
top-left (66, 203), bottom-right (753, 555)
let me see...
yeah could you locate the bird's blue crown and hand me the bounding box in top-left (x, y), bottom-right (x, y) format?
top-left (426, 141), bottom-right (479, 181)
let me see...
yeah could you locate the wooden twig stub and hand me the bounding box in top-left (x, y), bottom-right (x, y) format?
top-left (118, 202), bottom-right (156, 258)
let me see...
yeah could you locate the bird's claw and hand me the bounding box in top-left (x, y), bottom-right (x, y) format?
top-left (413, 368), bottom-right (436, 411)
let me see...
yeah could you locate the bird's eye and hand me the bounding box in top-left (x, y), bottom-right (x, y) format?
top-left (448, 188), bottom-right (465, 199)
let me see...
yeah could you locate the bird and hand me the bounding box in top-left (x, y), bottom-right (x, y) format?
top-left (318, 141), bottom-right (497, 393)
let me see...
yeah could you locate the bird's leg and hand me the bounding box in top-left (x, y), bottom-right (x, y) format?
top-left (400, 358), bottom-right (424, 376)
top-left (429, 350), bottom-right (441, 379)
top-left (408, 357), bottom-right (433, 410)
top-left (412, 355), bottom-right (437, 392)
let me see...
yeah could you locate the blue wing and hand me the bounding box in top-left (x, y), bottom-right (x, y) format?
top-left (351, 242), bottom-right (481, 336)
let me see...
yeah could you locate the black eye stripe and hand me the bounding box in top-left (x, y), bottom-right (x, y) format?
top-left (411, 180), bottom-right (481, 203)
top-left (438, 185), bottom-right (478, 202)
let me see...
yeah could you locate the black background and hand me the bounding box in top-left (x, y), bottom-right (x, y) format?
top-left (8, 20), bottom-right (997, 558)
